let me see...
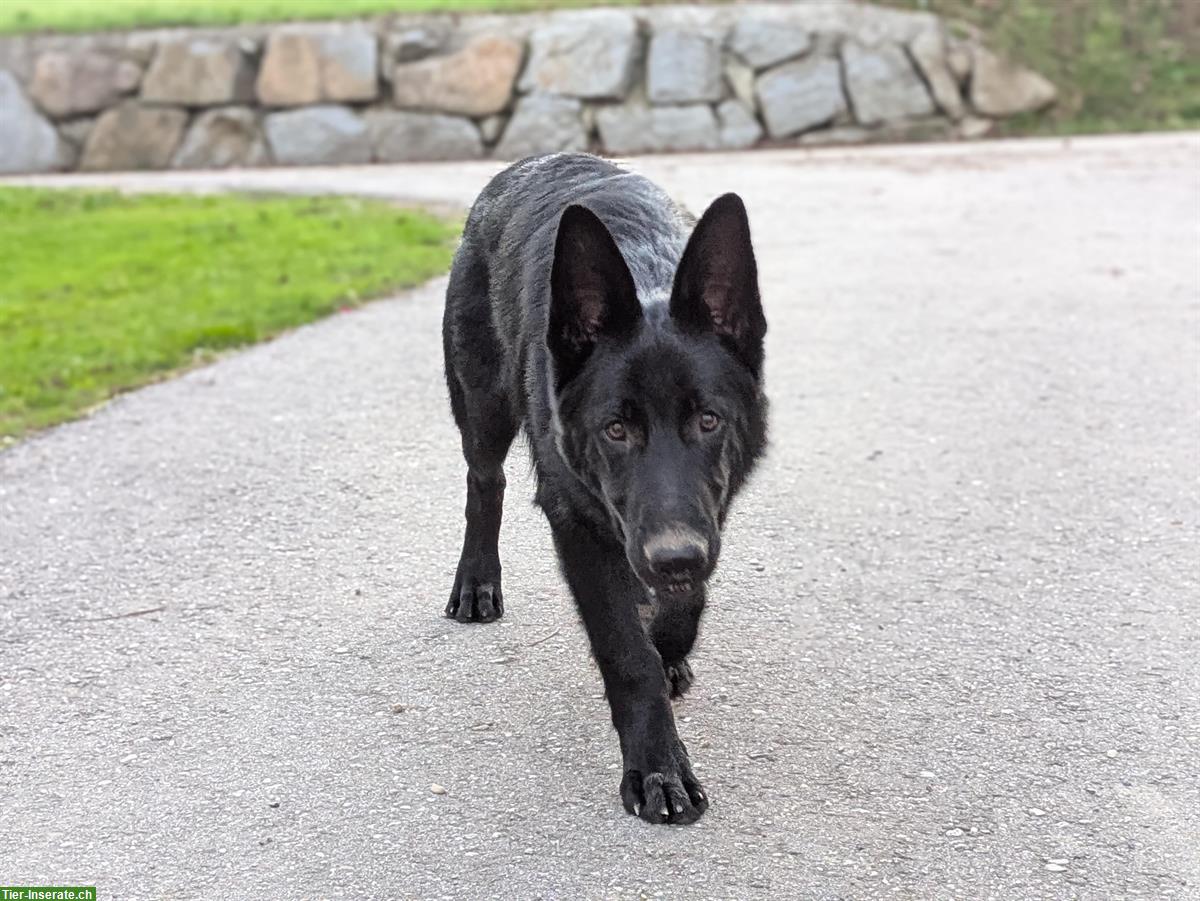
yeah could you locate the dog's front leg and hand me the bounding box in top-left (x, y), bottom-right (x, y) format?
top-left (647, 585), bottom-right (706, 698)
top-left (552, 526), bottom-right (708, 825)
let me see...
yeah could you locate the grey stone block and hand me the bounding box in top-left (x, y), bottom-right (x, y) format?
top-left (392, 35), bottom-right (522, 118)
top-left (909, 29), bottom-right (964, 119)
top-left (842, 40), bottom-right (934, 125)
top-left (647, 30), bottom-right (723, 105)
top-left (366, 110), bottom-right (483, 162)
top-left (969, 45), bottom-right (1056, 116)
top-left (494, 94), bottom-right (587, 159)
top-left (727, 18), bottom-right (812, 70)
top-left (520, 10), bottom-right (638, 100)
top-left (257, 27), bottom-right (378, 107)
top-left (596, 102), bottom-right (718, 155)
top-left (0, 70), bottom-right (65, 173)
top-left (29, 50), bottom-right (141, 118)
top-left (716, 98), bottom-right (763, 149)
top-left (81, 102), bottom-right (188, 170)
top-left (263, 105), bottom-right (371, 165)
top-left (141, 39), bottom-right (255, 106)
top-left (755, 57), bottom-right (845, 138)
top-left (172, 106), bottom-right (270, 169)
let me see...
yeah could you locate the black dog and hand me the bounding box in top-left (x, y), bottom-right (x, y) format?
top-left (442, 153), bottom-right (767, 824)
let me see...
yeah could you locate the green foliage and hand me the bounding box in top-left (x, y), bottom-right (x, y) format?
top-left (0, 0), bottom-right (625, 33)
top-left (0, 189), bottom-right (457, 440)
top-left (900, 0), bottom-right (1200, 134)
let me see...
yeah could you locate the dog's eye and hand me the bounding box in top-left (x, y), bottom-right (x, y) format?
top-left (699, 411), bottom-right (720, 432)
top-left (605, 420), bottom-right (627, 442)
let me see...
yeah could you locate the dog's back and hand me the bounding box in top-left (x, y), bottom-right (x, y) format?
top-left (445, 153), bottom-right (694, 419)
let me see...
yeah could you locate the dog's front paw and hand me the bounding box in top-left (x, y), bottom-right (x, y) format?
top-left (620, 741), bottom-right (708, 825)
top-left (664, 658), bottom-right (694, 699)
top-left (446, 559), bottom-right (503, 623)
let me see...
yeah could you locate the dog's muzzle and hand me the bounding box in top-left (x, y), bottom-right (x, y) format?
top-left (642, 525), bottom-right (710, 594)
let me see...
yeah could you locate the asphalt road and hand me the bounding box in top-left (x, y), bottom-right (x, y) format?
top-left (2, 135), bottom-right (1198, 900)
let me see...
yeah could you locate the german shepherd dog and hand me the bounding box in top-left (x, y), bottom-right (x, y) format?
top-left (442, 153), bottom-right (767, 825)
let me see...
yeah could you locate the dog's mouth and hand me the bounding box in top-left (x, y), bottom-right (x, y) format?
top-left (658, 574), bottom-right (698, 596)
top-left (629, 551), bottom-right (711, 599)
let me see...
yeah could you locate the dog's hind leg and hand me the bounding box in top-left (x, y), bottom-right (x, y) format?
top-left (647, 589), bottom-right (705, 698)
top-left (442, 243), bottom-right (518, 624)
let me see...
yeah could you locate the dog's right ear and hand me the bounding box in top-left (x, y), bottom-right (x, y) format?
top-left (670, 193), bottom-right (765, 377)
top-left (548, 205), bottom-right (641, 389)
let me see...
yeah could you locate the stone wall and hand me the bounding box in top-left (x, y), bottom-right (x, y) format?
top-left (0, 2), bottom-right (1057, 174)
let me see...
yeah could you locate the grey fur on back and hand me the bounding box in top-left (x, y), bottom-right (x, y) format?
top-left (467, 153), bottom-right (694, 317)
top-left (448, 153), bottom-right (697, 421)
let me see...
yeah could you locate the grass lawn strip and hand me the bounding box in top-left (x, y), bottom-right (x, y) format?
top-left (0, 189), bottom-right (457, 441)
top-left (0, 0), bottom-right (626, 34)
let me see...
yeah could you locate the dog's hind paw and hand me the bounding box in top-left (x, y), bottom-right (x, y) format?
top-left (665, 658), bottom-right (694, 699)
top-left (446, 567), bottom-right (504, 624)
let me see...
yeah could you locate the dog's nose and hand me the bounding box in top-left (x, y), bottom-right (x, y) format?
top-left (643, 528), bottom-right (709, 576)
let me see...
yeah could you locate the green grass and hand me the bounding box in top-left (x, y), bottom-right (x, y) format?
top-left (0, 0), bottom-right (629, 33)
top-left (0, 189), bottom-right (457, 441)
top-left (897, 0), bottom-right (1200, 134)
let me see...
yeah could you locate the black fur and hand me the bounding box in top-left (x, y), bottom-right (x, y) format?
top-left (442, 153), bottom-right (767, 824)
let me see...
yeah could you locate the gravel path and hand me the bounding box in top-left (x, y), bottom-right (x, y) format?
top-left (2, 134), bottom-right (1198, 899)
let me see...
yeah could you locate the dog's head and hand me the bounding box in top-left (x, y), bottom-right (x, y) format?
top-left (547, 194), bottom-right (767, 597)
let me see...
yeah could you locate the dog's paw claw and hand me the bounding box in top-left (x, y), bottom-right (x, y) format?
top-left (445, 568), bottom-right (504, 624)
top-left (619, 752), bottom-right (708, 826)
top-left (665, 658), bottom-right (695, 698)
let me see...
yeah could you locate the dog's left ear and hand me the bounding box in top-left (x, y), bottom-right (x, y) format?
top-left (669, 193), bottom-right (766, 376)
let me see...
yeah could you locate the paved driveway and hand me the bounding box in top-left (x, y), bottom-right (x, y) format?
top-left (2, 135), bottom-right (1198, 899)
